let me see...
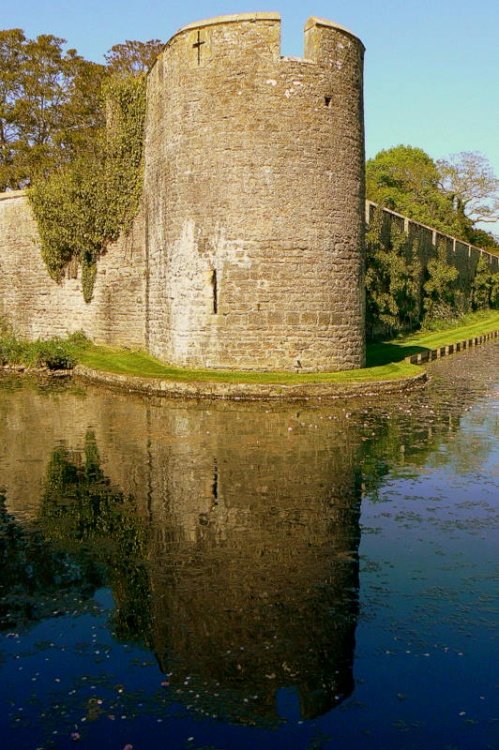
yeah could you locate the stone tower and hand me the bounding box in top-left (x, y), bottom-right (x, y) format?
top-left (144, 13), bottom-right (366, 372)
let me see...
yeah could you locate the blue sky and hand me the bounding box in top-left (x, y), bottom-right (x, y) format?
top-left (3, 0), bottom-right (498, 211)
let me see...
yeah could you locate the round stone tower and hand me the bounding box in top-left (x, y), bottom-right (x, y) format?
top-left (144, 13), bottom-right (365, 371)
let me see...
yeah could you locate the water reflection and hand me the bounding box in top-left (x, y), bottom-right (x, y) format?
top-left (39, 435), bottom-right (153, 646)
top-left (0, 491), bottom-right (98, 628)
top-left (0, 343), bottom-right (497, 734)
top-left (31, 409), bottom-right (362, 723)
top-left (144, 409), bottom-right (362, 723)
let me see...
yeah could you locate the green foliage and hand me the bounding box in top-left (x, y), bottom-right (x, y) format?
top-left (365, 203), bottom-right (499, 336)
top-left (101, 74), bottom-right (147, 241)
top-left (30, 155), bottom-right (104, 281)
top-left (0, 332), bottom-right (77, 369)
top-left (0, 29), bottom-right (160, 192)
top-left (0, 29), bottom-right (106, 190)
top-left (423, 242), bottom-right (461, 323)
top-left (365, 210), bottom-right (422, 339)
top-left (29, 73), bottom-right (146, 300)
top-left (366, 145), bottom-right (460, 236)
top-left (471, 255), bottom-right (499, 310)
top-left (1, 27), bottom-right (153, 300)
top-left (104, 38), bottom-right (163, 76)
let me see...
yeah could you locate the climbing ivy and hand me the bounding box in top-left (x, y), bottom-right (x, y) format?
top-left (365, 210), bottom-right (422, 340)
top-left (365, 207), bottom-right (498, 340)
top-left (423, 242), bottom-right (461, 322)
top-left (29, 74), bottom-right (146, 302)
top-left (471, 255), bottom-right (499, 311)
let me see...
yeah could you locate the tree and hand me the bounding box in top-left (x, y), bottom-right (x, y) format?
top-left (0, 30), bottom-right (162, 192)
top-left (0, 29), bottom-right (27, 189)
top-left (0, 30), bottom-right (106, 190)
top-left (55, 56), bottom-right (107, 161)
top-left (11, 34), bottom-right (82, 184)
top-left (30, 72), bottom-right (147, 301)
top-left (437, 151), bottom-right (499, 226)
top-left (366, 145), bottom-right (460, 236)
top-left (104, 39), bottom-right (163, 77)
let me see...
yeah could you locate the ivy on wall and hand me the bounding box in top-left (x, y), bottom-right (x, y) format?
top-left (365, 207), bottom-right (499, 341)
top-left (365, 211), bottom-right (422, 340)
top-left (471, 255), bottom-right (499, 310)
top-left (29, 74), bottom-right (146, 302)
top-left (423, 243), bottom-right (461, 322)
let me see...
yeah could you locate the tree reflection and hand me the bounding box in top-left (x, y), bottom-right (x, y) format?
top-left (39, 432), bottom-right (153, 646)
top-left (0, 492), bottom-right (97, 629)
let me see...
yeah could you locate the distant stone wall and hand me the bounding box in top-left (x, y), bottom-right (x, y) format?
top-left (0, 191), bottom-right (147, 348)
top-left (366, 201), bottom-right (499, 292)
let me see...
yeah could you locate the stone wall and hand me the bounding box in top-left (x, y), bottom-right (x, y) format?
top-left (144, 14), bottom-right (366, 372)
top-left (366, 200), bottom-right (499, 285)
top-left (2, 14), bottom-right (496, 373)
top-left (0, 191), bottom-right (147, 347)
top-left (0, 14), bottom-right (366, 372)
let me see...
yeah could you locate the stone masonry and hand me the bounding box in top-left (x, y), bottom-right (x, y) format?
top-left (0, 13), bottom-right (367, 372)
top-left (144, 14), bottom-right (366, 371)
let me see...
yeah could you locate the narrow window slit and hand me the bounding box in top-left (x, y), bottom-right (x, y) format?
top-left (212, 459), bottom-right (218, 503)
top-left (324, 96), bottom-right (332, 108)
top-left (211, 268), bottom-right (218, 314)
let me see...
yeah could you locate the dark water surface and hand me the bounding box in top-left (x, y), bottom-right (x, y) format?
top-left (0, 344), bottom-right (497, 750)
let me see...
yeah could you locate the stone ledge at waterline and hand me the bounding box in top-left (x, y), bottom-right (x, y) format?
top-left (73, 365), bottom-right (428, 402)
top-left (404, 330), bottom-right (499, 364)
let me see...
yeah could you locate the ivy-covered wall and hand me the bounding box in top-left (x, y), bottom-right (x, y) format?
top-left (0, 191), bottom-right (147, 346)
top-left (365, 201), bottom-right (499, 339)
top-left (2, 190), bottom-right (498, 352)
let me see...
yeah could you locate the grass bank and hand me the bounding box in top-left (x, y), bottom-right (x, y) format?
top-left (367, 310), bottom-right (499, 368)
top-left (1, 310), bottom-right (497, 385)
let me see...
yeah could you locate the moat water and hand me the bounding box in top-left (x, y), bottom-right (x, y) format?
top-left (0, 344), bottom-right (497, 750)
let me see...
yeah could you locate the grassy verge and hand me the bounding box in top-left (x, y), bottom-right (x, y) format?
top-left (76, 345), bottom-right (421, 384)
top-left (1, 310), bottom-right (497, 385)
top-left (367, 309), bottom-right (499, 367)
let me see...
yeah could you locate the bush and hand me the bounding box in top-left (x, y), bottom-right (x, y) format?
top-left (29, 340), bottom-right (77, 370)
top-left (0, 337), bottom-right (23, 366)
top-left (471, 255), bottom-right (498, 311)
top-left (0, 335), bottom-right (77, 370)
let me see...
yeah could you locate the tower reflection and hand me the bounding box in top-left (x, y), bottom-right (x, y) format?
top-left (146, 405), bottom-right (362, 722)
